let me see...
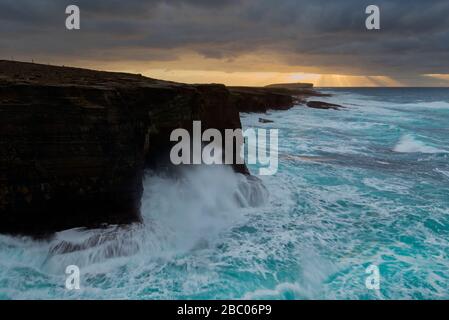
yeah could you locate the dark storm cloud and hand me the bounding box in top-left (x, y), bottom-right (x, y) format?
top-left (1, 0), bottom-right (449, 80)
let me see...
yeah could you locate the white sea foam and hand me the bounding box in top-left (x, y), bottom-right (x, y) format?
top-left (242, 282), bottom-right (303, 299)
top-left (242, 249), bottom-right (336, 300)
top-left (435, 168), bottom-right (449, 178)
top-left (393, 134), bottom-right (447, 154)
top-left (401, 101), bottom-right (449, 110)
top-left (363, 177), bottom-right (412, 194)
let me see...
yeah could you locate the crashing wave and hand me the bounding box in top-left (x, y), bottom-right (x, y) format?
top-left (393, 134), bottom-right (447, 154)
top-left (43, 166), bottom-right (268, 269)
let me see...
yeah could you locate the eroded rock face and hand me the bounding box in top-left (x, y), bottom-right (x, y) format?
top-left (0, 61), bottom-right (246, 236)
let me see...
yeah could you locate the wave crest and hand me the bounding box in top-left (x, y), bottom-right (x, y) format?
top-left (393, 134), bottom-right (447, 154)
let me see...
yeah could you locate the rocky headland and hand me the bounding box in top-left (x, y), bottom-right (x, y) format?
top-left (0, 60), bottom-right (329, 236)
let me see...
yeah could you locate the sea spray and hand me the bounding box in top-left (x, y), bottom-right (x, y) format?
top-left (393, 134), bottom-right (447, 154)
top-left (140, 166), bottom-right (268, 255)
top-left (43, 165), bottom-right (268, 271)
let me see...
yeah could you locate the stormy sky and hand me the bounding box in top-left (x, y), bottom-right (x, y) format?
top-left (1, 0), bottom-right (449, 86)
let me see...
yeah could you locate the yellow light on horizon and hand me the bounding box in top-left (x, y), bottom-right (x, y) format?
top-left (313, 74), bottom-right (403, 87)
top-left (139, 70), bottom-right (404, 87)
top-left (62, 58), bottom-right (407, 87)
top-left (424, 74), bottom-right (449, 81)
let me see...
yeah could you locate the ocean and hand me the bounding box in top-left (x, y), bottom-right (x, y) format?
top-left (1, 88), bottom-right (449, 299)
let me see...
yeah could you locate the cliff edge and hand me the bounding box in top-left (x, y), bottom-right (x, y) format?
top-left (0, 61), bottom-right (245, 235)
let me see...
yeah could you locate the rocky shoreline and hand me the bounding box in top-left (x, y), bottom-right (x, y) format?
top-left (0, 60), bottom-right (331, 236)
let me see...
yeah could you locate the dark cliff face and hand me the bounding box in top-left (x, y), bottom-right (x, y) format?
top-left (144, 84), bottom-right (248, 175)
top-left (0, 61), bottom-right (246, 236)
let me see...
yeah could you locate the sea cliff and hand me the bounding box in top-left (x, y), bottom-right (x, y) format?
top-left (0, 60), bottom-right (319, 235)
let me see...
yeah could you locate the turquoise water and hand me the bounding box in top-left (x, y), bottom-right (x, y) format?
top-left (1, 88), bottom-right (449, 299)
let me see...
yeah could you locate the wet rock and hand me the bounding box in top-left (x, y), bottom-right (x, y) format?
top-left (259, 118), bottom-right (274, 123)
top-left (306, 101), bottom-right (345, 110)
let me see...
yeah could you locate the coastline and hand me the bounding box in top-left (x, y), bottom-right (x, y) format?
top-left (0, 60), bottom-right (328, 236)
